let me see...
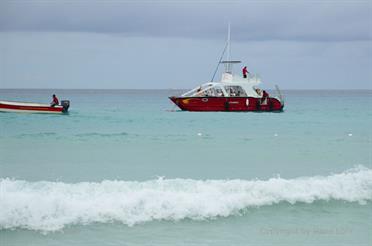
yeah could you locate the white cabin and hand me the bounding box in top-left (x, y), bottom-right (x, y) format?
top-left (182, 72), bottom-right (263, 98)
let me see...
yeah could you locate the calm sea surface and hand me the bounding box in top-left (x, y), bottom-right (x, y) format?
top-left (0, 89), bottom-right (371, 245)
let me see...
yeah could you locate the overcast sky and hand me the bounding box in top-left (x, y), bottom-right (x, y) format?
top-left (0, 0), bottom-right (371, 89)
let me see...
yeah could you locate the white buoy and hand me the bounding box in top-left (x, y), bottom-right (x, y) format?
top-left (197, 133), bottom-right (202, 136)
top-left (348, 133), bottom-right (353, 137)
top-left (274, 133), bottom-right (278, 137)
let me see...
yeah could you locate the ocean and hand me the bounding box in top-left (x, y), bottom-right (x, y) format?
top-left (0, 89), bottom-right (371, 246)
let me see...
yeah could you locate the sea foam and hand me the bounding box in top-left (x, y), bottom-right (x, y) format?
top-left (1, 166), bottom-right (371, 232)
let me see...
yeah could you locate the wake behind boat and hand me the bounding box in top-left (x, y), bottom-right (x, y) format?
top-left (169, 26), bottom-right (284, 112)
top-left (0, 100), bottom-right (70, 114)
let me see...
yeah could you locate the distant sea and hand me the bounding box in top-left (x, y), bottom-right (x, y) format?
top-left (1, 89), bottom-right (371, 246)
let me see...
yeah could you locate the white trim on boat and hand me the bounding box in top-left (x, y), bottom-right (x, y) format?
top-left (0, 108), bottom-right (63, 114)
top-left (0, 100), bottom-right (62, 108)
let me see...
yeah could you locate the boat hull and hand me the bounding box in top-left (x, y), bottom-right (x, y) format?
top-left (0, 101), bottom-right (67, 114)
top-left (169, 96), bottom-right (283, 112)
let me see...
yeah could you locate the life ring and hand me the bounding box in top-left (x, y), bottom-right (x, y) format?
top-left (202, 98), bottom-right (208, 102)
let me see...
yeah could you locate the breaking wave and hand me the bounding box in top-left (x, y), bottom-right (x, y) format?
top-left (1, 166), bottom-right (371, 232)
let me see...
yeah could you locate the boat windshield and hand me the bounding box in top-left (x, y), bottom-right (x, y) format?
top-left (224, 85), bottom-right (247, 97)
top-left (182, 84), bottom-right (225, 97)
top-left (203, 87), bottom-right (224, 97)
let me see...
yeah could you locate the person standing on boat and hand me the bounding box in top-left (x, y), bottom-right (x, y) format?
top-left (242, 66), bottom-right (249, 78)
top-left (261, 90), bottom-right (269, 105)
top-left (255, 88), bottom-right (269, 105)
top-left (50, 94), bottom-right (59, 107)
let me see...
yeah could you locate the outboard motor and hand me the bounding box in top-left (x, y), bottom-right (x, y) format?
top-left (61, 100), bottom-right (70, 113)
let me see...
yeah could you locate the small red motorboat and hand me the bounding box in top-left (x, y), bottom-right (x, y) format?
top-left (169, 26), bottom-right (284, 112)
top-left (0, 100), bottom-right (70, 114)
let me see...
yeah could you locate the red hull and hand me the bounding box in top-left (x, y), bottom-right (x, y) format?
top-left (169, 96), bottom-right (283, 112)
top-left (0, 101), bottom-right (65, 113)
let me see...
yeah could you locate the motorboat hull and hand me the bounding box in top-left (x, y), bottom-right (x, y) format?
top-left (0, 100), bottom-right (68, 114)
top-left (169, 96), bottom-right (283, 112)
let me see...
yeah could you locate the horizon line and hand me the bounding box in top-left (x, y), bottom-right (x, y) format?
top-left (0, 88), bottom-right (371, 91)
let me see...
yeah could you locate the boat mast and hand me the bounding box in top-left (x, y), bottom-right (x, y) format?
top-left (226, 22), bottom-right (231, 73)
top-left (210, 23), bottom-right (240, 82)
top-left (210, 25), bottom-right (229, 82)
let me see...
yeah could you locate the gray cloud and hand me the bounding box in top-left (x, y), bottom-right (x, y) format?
top-left (0, 0), bottom-right (371, 41)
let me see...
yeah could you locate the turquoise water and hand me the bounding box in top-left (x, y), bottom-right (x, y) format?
top-left (1, 89), bottom-right (371, 245)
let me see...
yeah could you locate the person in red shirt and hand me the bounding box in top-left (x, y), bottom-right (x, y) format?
top-left (242, 66), bottom-right (248, 78)
top-left (50, 94), bottom-right (59, 107)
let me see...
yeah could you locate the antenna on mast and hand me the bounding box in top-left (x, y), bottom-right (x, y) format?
top-left (210, 22), bottom-right (241, 82)
top-left (227, 22), bottom-right (231, 64)
top-left (222, 22), bottom-right (240, 74)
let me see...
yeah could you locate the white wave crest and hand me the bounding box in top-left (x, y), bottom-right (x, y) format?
top-left (1, 166), bottom-right (372, 232)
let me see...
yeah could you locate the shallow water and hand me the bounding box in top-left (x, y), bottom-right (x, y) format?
top-left (0, 89), bottom-right (371, 245)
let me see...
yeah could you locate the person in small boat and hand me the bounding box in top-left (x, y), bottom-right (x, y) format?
top-left (242, 66), bottom-right (249, 78)
top-left (50, 94), bottom-right (59, 107)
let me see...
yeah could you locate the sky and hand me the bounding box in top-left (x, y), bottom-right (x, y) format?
top-left (0, 0), bottom-right (371, 89)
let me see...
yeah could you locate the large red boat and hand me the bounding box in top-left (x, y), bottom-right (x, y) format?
top-left (169, 80), bottom-right (284, 112)
top-left (0, 100), bottom-right (70, 114)
top-left (169, 27), bottom-right (284, 112)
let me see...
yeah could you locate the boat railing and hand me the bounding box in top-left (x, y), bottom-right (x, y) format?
top-left (246, 73), bottom-right (261, 83)
top-left (275, 85), bottom-right (285, 104)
